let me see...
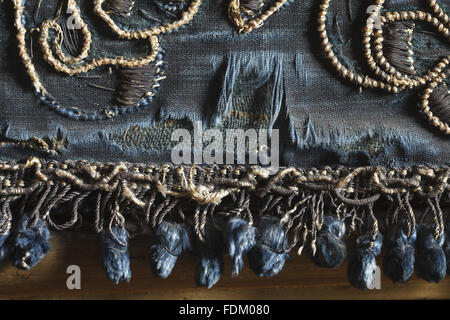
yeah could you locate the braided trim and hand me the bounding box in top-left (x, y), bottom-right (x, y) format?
top-left (428, 0), bottom-right (450, 28)
top-left (420, 68), bottom-right (450, 134)
top-left (1, 158), bottom-right (448, 201)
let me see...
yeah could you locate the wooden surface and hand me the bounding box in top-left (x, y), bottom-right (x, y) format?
top-left (0, 231), bottom-right (449, 300)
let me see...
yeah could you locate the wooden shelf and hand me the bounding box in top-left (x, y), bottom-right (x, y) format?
top-left (0, 231), bottom-right (449, 299)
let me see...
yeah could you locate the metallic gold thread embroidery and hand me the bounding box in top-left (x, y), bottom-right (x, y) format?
top-left (318, 0), bottom-right (450, 134)
top-left (12, 0), bottom-right (202, 120)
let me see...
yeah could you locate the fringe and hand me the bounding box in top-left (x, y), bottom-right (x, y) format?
top-left (0, 158), bottom-right (449, 288)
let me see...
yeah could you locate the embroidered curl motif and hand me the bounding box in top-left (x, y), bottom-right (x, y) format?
top-left (318, 0), bottom-right (450, 135)
top-left (228, 0), bottom-right (293, 34)
top-left (13, 0), bottom-right (203, 121)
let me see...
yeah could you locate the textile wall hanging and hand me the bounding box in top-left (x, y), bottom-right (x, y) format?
top-left (0, 0), bottom-right (449, 290)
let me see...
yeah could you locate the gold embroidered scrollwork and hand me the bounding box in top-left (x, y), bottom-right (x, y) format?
top-left (318, 0), bottom-right (450, 134)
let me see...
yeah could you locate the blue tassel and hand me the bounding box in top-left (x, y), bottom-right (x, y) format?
top-left (383, 222), bottom-right (416, 283)
top-left (348, 232), bottom-right (383, 289)
top-left (0, 245), bottom-right (8, 265)
top-left (0, 229), bottom-right (8, 249)
top-left (445, 223), bottom-right (450, 276)
top-left (150, 222), bottom-right (191, 278)
top-left (416, 225), bottom-right (446, 283)
top-left (11, 216), bottom-right (51, 270)
top-left (100, 226), bottom-right (131, 284)
top-left (0, 232), bottom-right (9, 267)
top-left (226, 217), bottom-right (256, 276)
top-left (0, 215), bottom-right (10, 265)
top-left (195, 221), bottom-right (225, 288)
top-left (196, 254), bottom-right (224, 289)
top-left (248, 216), bottom-right (289, 277)
top-left (312, 215), bottom-right (347, 268)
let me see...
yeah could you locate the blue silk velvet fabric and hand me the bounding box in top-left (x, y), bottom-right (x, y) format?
top-left (0, 0), bottom-right (448, 167)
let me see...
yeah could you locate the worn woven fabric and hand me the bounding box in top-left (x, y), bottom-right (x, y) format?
top-left (0, 0), bottom-right (449, 289)
top-left (0, 0), bottom-right (448, 164)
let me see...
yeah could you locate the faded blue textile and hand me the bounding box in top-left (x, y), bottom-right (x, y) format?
top-left (383, 222), bottom-right (417, 283)
top-left (416, 225), bottom-right (447, 283)
top-left (248, 216), bottom-right (289, 277)
top-left (150, 222), bottom-right (191, 278)
top-left (311, 215), bottom-right (347, 268)
top-left (347, 232), bottom-right (383, 290)
top-left (0, 0), bottom-right (448, 166)
top-left (100, 226), bottom-right (131, 284)
top-left (11, 215), bottom-right (51, 270)
top-left (226, 217), bottom-right (257, 276)
top-left (194, 220), bottom-right (225, 288)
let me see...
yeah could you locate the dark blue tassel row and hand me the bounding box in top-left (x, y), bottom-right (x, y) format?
top-left (312, 215), bottom-right (347, 268)
top-left (11, 215), bottom-right (51, 270)
top-left (0, 208), bottom-right (446, 289)
top-left (195, 220), bottom-right (225, 288)
top-left (150, 221), bottom-right (191, 278)
top-left (100, 226), bottom-right (131, 284)
top-left (248, 216), bottom-right (289, 277)
top-left (383, 222), bottom-right (416, 283)
top-left (226, 217), bottom-right (256, 276)
top-left (416, 225), bottom-right (447, 283)
top-left (348, 232), bottom-right (383, 289)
